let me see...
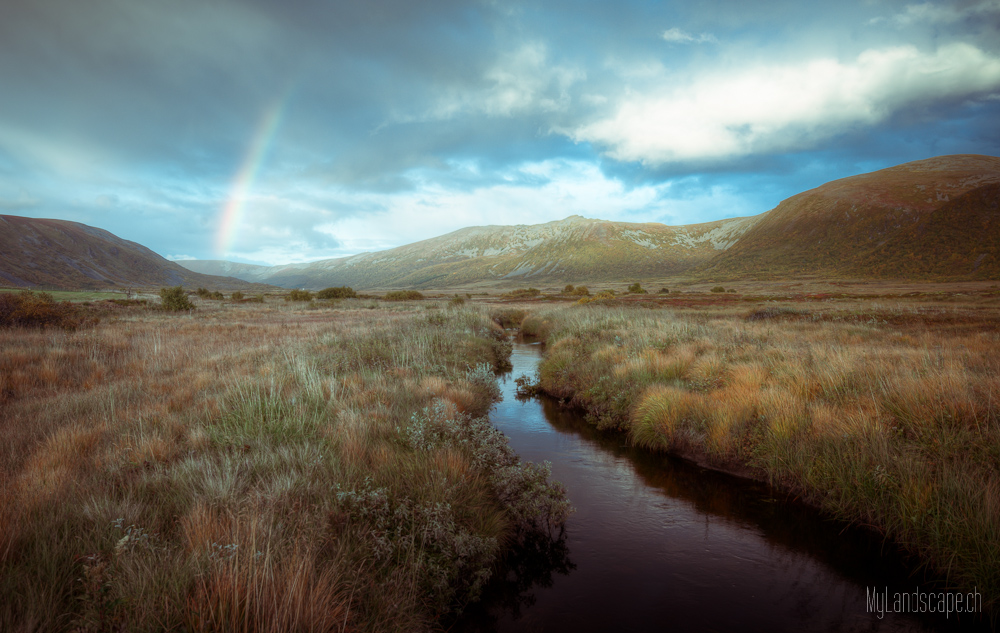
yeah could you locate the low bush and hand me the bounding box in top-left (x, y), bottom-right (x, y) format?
top-left (658, 288), bottom-right (670, 294)
top-left (195, 288), bottom-right (223, 300)
top-left (627, 283), bottom-right (647, 294)
top-left (231, 291), bottom-right (244, 301)
top-left (504, 288), bottom-right (540, 298)
top-left (285, 289), bottom-right (313, 302)
top-left (317, 286), bottom-right (357, 300)
top-left (384, 290), bottom-right (425, 301)
top-left (0, 290), bottom-right (84, 329)
top-left (710, 286), bottom-right (726, 293)
top-left (159, 286), bottom-right (194, 311)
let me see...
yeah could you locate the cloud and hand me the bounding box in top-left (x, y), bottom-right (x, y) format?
top-left (571, 43), bottom-right (1000, 165)
top-left (661, 28), bottom-right (717, 44)
top-left (164, 254), bottom-right (197, 261)
top-left (0, 188), bottom-right (39, 210)
top-left (394, 42), bottom-right (585, 124)
top-left (872, 0), bottom-right (1000, 27)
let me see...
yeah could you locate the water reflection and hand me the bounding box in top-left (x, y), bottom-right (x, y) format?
top-left (450, 343), bottom-right (988, 632)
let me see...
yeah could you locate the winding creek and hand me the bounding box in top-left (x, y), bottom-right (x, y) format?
top-left (451, 341), bottom-right (985, 632)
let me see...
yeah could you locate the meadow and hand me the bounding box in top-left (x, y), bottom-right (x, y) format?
top-left (518, 289), bottom-right (1000, 613)
top-left (0, 294), bottom-right (569, 632)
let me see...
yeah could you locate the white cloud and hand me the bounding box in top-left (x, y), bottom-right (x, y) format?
top-left (165, 254), bottom-right (197, 261)
top-left (661, 28), bottom-right (717, 44)
top-left (571, 43), bottom-right (1000, 165)
top-left (389, 42), bottom-right (585, 125)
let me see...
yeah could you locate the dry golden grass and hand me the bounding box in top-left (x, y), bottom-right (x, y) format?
top-left (0, 298), bottom-right (560, 632)
top-left (522, 293), bottom-right (1000, 611)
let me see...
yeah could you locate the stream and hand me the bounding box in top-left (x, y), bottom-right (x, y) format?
top-left (450, 341), bottom-right (986, 632)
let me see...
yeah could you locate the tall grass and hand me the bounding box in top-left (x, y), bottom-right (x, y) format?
top-left (0, 301), bottom-right (568, 631)
top-left (522, 302), bottom-right (1000, 611)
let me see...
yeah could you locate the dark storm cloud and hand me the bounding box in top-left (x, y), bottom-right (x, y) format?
top-left (0, 0), bottom-right (998, 263)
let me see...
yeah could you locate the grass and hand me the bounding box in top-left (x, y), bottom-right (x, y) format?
top-left (0, 297), bottom-right (568, 632)
top-left (519, 295), bottom-right (1000, 614)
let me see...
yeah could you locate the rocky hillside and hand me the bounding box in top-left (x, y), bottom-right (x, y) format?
top-left (181, 215), bottom-right (761, 289)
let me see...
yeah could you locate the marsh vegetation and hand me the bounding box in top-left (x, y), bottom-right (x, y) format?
top-left (0, 297), bottom-right (569, 631)
top-left (519, 294), bottom-right (1000, 612)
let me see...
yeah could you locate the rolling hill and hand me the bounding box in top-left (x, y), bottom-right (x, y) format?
top-left (0, 215), bottom-right (269, 291)
top-left (181, 215), bottom-right (762, 289)
top-left (696, 154), bottom-right (1000, 280)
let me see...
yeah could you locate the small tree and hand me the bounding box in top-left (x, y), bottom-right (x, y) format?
top-left (160, 286), bottom-right (194, 311)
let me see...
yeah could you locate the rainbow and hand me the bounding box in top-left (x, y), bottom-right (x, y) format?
top-left (215, 99), bottom-right (286, 257)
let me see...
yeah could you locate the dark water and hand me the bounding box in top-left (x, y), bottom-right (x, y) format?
top-left (450, 342), bottom-right (989, 633)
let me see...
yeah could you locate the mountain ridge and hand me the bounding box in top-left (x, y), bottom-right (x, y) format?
top-left (0, 215), bottom-right (273, 291)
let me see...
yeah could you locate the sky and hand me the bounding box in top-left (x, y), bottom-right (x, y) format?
top-left (1, 0), bottom-right (999, 265)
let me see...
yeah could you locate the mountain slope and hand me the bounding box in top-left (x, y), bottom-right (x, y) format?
top-left (697, 154), bottom-right (1000, 279)
top-left (0, 215), bottom-right (268, 290)
top-left (849, 182), bottom-right (1000, 279)
top-left (181, 214), bottom-right (762, 289)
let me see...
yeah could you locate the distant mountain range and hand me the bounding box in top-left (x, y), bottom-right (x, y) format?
top-left (3, 154), bottom-right (999, 291)
top-left (0, 216), bottom-right (267, 291)
top-left (179, 214), bottom-right (760, 289)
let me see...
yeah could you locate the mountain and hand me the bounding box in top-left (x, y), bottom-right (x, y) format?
top-left (696, 155), bottom-right (1000, 280)
top-left (8, 155), bottom-right (997, 292)
top-left (180, 215), bottom-right (762, 289)
top-left (848, 182), bottom-right (1000, 279)
top-left (0, 215), bottom-right (268, 291)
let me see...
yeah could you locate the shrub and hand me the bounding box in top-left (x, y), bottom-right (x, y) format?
top-left (658, 288), bottom-right (670, 294)
top-left (450, 295), bottom-right (466, 306)
top-left (628, 283), bottom-right (647, 294)
top-left (0, 290), bottom-right (84, 329)
top-left (563, 284), bottom-right (575, 294)
top-left (384, 290), bottom-right (425, 301)
top-left (196, 288), bottom-right (224, 300)
top-left (286, 289), bottom-right (312, 302)
top-left (505, 288), bottom-right (540, 298)
top-left (248, 294), bottom-right (265, 303)
top-left (316, 286), bottom-right (357, 300)
top-left (159, 286), bottom-right (194, 311)
top-left (577, 290), bottom-right (616, 305)
top-left (572, 286), bottom-right (590, 296)
top-left (231, 291), bottom-right (244, 301)
top-left (490, 307), bottom-right (527, 328)
top-left (710, 286), bottom-right (726, 293)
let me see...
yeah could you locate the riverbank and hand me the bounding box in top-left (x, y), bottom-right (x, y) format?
top-left (0, 297), bottom-right (569, 632)
top-left (518, 299), bottom-right (1000, 615)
